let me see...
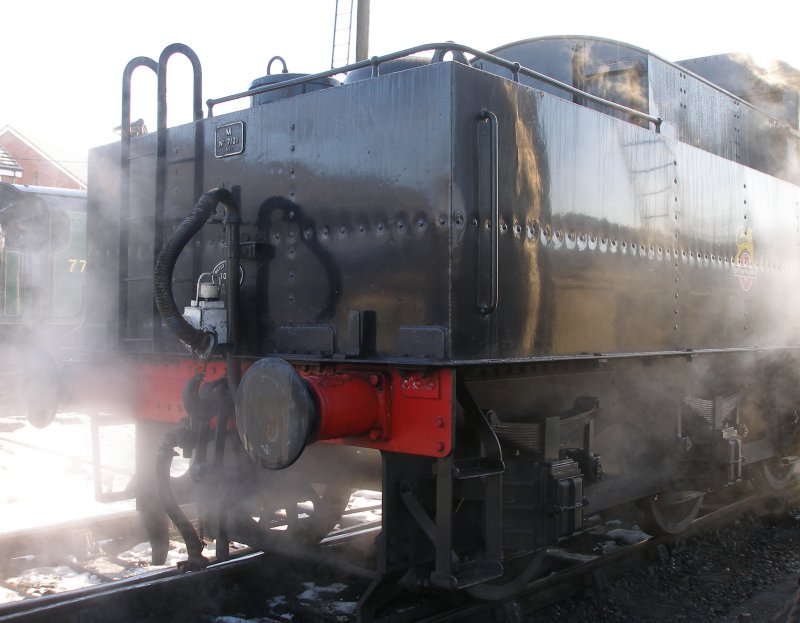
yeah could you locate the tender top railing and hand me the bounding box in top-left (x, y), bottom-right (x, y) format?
top-left (205, 42), bottom-right (664, 132)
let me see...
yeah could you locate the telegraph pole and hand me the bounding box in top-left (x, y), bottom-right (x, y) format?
top-left (355, 0), bottom-right (370, 61)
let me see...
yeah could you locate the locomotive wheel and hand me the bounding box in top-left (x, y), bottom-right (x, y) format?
top-left (252, 483), bottom-right (353, 544)
top-left (760, 457), bottom-right (799, 491)
top-left (640, 490), bottom-right (704, 536)
top-left (22, 350), bottom-right (59, 428)
top-left (466, 548), bottom-right (548, 601)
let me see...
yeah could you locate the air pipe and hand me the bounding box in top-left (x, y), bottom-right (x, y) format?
top-left (156, 427), bottom-right (207, 571)
top-left (154, 187), bottom-right (241, 565)
top-left (153, 187), bottom-right (239, 357)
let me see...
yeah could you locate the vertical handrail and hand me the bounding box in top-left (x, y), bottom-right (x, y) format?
top-left (153, 43), bottom-right (204, 348)
top-left (120, 57), bottom-right (158, 347)
top-left (478, 109), bottom-right (499, 315)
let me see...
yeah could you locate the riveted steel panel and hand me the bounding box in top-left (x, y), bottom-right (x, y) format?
top-left (448, 61), bottom-right (800, 360)
top-left (89, 57), bottom-right (800, 365)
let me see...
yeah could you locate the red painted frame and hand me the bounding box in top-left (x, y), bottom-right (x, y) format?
top-left (135, 359), bottom-right (453, 458)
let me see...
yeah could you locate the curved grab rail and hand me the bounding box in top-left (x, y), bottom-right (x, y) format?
top-left (157, 43), bottom-right (203, 131)
top-left (153, 44), bottom-right (204, 347)
top-left (121, 57), bottom-right (158, 145)
top-left (266, 55), bottom-right (289, 75)
top-left (119, 57), bottom-right (157, 345)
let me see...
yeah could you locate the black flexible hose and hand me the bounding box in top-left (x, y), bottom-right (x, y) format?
top-left (153, 187), bottom-right (237, 354)
top-left (156, 427), bottom-right (207, 570)
top-left (152, 188), bottom-right (241, 568)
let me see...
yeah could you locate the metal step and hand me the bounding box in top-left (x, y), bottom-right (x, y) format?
top-left (452, 457), bottom-right (504, 480)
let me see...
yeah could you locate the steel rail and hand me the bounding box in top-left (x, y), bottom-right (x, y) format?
top-left (414, 488), bottom-right (798, 622)
top-left (0, 509), bottom-right (381, 622)
top-left (0, 486), bottom-right (794, 622)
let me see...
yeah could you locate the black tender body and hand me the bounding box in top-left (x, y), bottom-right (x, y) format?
top-left (81, 35), bottom-right (800, 618)
top-left (0, 183), bottom-right (86, 425)
top-left (87, 37), bottom-right (800, 364)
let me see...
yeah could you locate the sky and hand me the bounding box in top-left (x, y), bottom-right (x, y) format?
top-left (2, 0), bottom-right (797, 183)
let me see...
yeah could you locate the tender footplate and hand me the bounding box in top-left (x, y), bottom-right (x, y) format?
top-left (452, 457), bottom-right (505, 479)
top-left (450, 559), bottom-right (505, 588)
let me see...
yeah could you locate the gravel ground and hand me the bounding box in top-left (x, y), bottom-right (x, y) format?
top-left (533, 509), bottom-right (800, 622)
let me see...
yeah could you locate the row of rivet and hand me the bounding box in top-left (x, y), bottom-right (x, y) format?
top-left (101, 233), bottom-right (780, 272)
top-left (502, 220), bottom-right (781, 270)
top-left (264, 217), bottom-right (783, 271)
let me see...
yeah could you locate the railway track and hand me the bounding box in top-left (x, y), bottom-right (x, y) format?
top-left (0, 506), bottom-right (379, 623)
top-left (382, 487), bottom-right (800, 623)
top-left (0, 483), bottom-right (796, 622)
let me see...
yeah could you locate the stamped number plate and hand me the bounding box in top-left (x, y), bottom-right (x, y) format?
top-left (215, 121), bottom-right (245, 158)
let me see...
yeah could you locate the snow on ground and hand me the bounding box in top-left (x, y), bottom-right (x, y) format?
top-left (0, 586), bottom-right (22, 604)
top-left (0, 540), bottom-right (222, 603)
top-left (0, 411), bottom-right (136, 533)
top-left (6, 565), bottom-right (104, 597)
top-left (261, 582), bottom-right (358, 622)
top-left (338, 489), bottom-right (382, 529)
top-left (114, 539), bottom-right (221, 577)
top-left (0, 408), bottom-right (384, 609)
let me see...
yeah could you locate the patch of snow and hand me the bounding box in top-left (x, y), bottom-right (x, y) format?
top-left (330, 601), bottom-right (357, 615)
top-left (116, 539), bottom-right (215, 571)
top-left (7, 565), bottom-right (103, 596)
top-left (0, 585), bottom-right (24, 604)
top-left (296, 581), bottom-right (349, 601)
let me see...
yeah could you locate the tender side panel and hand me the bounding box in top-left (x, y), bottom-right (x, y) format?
top-left (196, 63), bottom-right (455, 361)
top-left (449, 62), bottom-right (800, 360)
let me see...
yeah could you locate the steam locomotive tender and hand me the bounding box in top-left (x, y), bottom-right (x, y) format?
top-left (83, 37), bottom-right (800, 617)
top-left (0, 183), bottom-right (86, 426)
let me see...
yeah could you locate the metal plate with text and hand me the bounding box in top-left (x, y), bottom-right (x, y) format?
top-left (214, 121), bottom-right (245, 158)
